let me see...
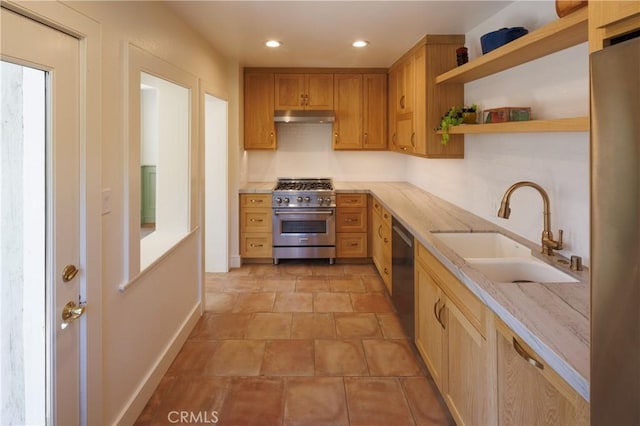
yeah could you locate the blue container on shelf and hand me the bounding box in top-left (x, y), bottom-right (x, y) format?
top-left (480, 27), bottom-right (529, 54)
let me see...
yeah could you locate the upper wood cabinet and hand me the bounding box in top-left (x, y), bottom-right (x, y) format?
top-left (244, 71), bottom-right (276, 150)
top-left (274, 73), bottom-right (333, 110)
top-left (333, 73), bottom-right (387, 150)
top-left (591, 0), bottom-right (640, 29)
top-left (388, 35), bottom-right (465, 158)
top-left (590, 1), bottom-right (640, 53)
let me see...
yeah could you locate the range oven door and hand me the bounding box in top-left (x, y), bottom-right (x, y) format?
top-left (272, 208), bottom-right (336, 247)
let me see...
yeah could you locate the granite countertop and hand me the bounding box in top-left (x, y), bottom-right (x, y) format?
top-left (239, 181), bottom-right (590, 401)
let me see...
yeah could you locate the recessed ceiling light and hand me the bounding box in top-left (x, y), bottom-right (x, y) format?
top-left (265, 40), bottom-right (281, 48)
top-left (352, 40), bottom-right (369, 48)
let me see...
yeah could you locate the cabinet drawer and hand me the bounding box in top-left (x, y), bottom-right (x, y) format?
top-left (416, 242), bottom-right (486, 337)
top-left (240, 233), bottom-right (272, 258)
top-left (337, 193), bottom-right (367, 207)
top-left (240, 193), bottom-right (271, 208)
top-left (240, 209), bottom-right (272, 233)
top-left (336, 208), bottom-right (367, 232)
top-left (336, 233), bottom-right (368, 258)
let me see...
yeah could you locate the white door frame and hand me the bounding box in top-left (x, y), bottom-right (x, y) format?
top-left (1, 1), bottom-right (102, 424)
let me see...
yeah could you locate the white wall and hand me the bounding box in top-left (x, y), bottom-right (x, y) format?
top-left (244, 123), bottom-right (406, 181)
top-left (205, 94), bottom-right (229, 272)
top-left (241, 0), bottom-right (590, 263)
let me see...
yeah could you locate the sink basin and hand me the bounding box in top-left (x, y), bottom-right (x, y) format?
top-left (432, 232), bottom-right (532, 258)
top-left (466, 258), bottom-right (578, 283)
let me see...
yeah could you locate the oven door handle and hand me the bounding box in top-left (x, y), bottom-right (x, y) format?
top-left (274, 210), bottom-right (334, 215)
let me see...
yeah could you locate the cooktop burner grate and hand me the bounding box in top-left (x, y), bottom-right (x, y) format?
top-left (273, 178), bottom-right (334, 192)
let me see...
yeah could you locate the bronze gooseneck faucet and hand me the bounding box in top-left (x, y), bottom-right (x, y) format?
top-left (497, 181), bottom-right (563, 256)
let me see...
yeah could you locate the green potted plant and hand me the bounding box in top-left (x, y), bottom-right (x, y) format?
top-left (462, 104), bottom-right (478, 124)
top-left (438, 106), bottom-right (463, 145)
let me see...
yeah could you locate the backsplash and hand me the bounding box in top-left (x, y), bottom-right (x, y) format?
top-left (244, 123), bottom-right (405, 181)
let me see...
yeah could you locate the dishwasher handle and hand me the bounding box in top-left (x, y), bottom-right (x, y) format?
top-left (392, 224), bottom-right (413, 248)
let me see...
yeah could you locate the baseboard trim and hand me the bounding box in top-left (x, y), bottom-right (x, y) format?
top-left (229, 254), bottom-right (242, 269)
top-left (113, 302), bottom-right (201, 425)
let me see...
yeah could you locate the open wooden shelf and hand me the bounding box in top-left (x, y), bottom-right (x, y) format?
top-left (436, 7), bottom-right (588, 84)
top-left (437, 117), bottom-right (589, 135)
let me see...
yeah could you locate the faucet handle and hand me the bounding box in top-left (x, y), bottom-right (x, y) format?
top-left (556, 229), bottom-right (564, 250)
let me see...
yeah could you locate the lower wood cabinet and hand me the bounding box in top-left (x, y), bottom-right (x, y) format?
top-left (415, 242), bottom-right (496, 426)
top-left (239, 194), bottom-right (272, 258)
top-left (415, 241), bottom-right (590, 426)
top-left (370, 196), bottom-right (392, 293)
top-left (495, 318), bottom-right (589, 426)
top-left (336, 193), bottom-right (367, 258)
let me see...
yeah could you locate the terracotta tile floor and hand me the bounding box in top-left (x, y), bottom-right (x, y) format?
top-left (136, 262), bottom-right (454, 426)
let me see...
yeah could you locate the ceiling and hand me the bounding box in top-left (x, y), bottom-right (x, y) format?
top-left (166, 1), bottom-right (512, 68)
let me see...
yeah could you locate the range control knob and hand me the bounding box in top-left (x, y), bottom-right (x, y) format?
top-left (276, 197), bottom-right (283, 204)
top-left (297, 196), bottom-right (303, 202)
top-left (284, 198), bottom-right (290, 204)
top-left (304, 196), bottom-right (311, 202)
top-left (318, 197), bottom-right (324, 204)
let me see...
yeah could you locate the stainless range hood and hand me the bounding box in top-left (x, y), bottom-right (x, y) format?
top-left (274, 110), bottom-right (335, 124)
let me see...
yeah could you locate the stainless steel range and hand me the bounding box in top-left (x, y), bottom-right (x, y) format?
top-left (272, 178), bottom-right (336, 264)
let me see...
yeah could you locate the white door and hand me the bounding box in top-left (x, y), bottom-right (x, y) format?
top-left (1, 7), bottom-right (83, 425)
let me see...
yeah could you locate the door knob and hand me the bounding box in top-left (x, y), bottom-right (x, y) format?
top-left (61, 301), bottom-right (86, 322)
top-left (62, 264), bottom-right (79, 282)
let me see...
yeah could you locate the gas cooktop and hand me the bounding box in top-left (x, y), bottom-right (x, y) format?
top-left (272, 178), bottom-right (335, 207)
top-left (273, 178), bottom-right (334, 192)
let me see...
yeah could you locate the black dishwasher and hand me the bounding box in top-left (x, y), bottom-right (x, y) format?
top-left (391, 217), bottom-right (415, 339)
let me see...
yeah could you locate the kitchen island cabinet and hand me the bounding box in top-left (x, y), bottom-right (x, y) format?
top-left (244, 72), bottom-right (276, 150)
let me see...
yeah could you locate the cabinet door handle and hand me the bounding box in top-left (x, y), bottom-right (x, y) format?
top-left (378, 225), bottom-right (383, 238)
top-left (270, 132), bottom-right (275, 145)
top-left (334, 133), bottom-right (339, 144)
top-left (300, 94), bottom-right (305, 106)
top-left (438, 303), bottom-right (446, 329)
top-left (512, 337), bottom-right (544, 370)
top-left (249, 218), bottom-right (263, 222)
top-left (249, 243), bottom-right (263, 248)
top-left (344, 218), bottom-right (356, 223)
top-left (364, 132), bottom-right (368, 145)
top-left (401, 146), bottom-right (407, 151)
top-left (411, 132), bottom-right (416, 147)
top-left (433, 299), bottom-right (441, 323)
top-left (400, 95), bottom-right (405, 109)
top-left (350, 242), bottom-right (359, 247)
top-left (383, 267), bottom-right (389, 275)
top-left (383, 237), bottom-right (389, 243)
top-left (304, 94), bottom-right (309, 106)
top-left (392, 133), bottom-right (397, 146)
top-left (250, 199), bottom-right (263, 204)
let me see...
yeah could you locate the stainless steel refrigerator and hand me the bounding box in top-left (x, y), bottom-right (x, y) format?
top-left (590, 35), bottom-right (640, 425)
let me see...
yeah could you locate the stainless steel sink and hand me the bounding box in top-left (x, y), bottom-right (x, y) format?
top-left (432, 232), bottom-right (577, 284)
